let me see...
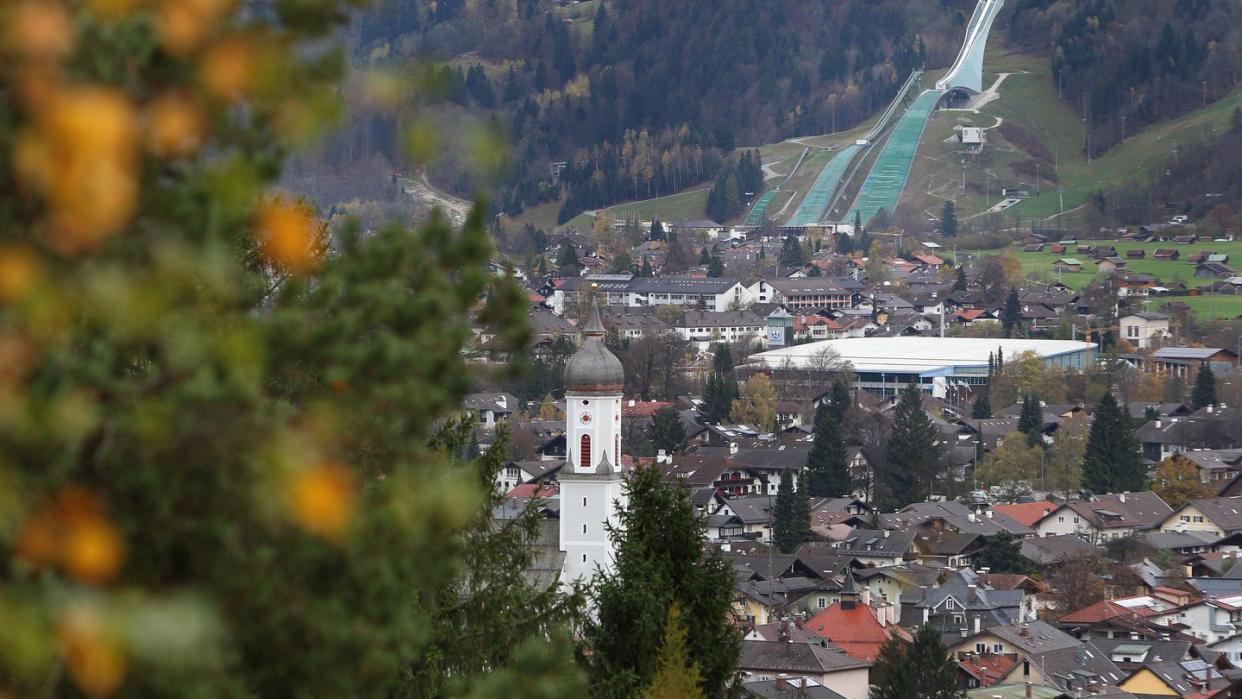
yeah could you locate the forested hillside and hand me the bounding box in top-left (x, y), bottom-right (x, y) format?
top-left (1008, 0), bottom-right (1242, 157)
top-left (297, 0), bottom-right (980, 223)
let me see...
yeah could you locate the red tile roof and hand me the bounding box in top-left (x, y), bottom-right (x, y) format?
top-left (976, 573), bottom-right (1045, 593)
top-left (992, 501), bottom-right (1057, 527)
top-left (806, 602), bottom-right (911, 662)
top-left (505, 483), bottom-right (558, 498)
top-left (958, 654), bottom-right (1016, 687)
top-left (1058, 598), bottom-right (1162, 624)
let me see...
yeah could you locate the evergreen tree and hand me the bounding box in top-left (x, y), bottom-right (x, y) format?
top-left (0, 3), bottom-right (593, 694)
top-left (641, 606), bottom-right (705, 699)
top-left (836, 231), bottom-right (855, 254)
top-left (557, 242), bottom-right (580, 268)
top-left (880, 382), bottom-right (944, 509)
top-left (806, 404), bottom-right (851, 497)
top-left (1018, 393), bottom-right (1045, 447)
top-left (877, 626), bottom-right (964, 699)
top-left (869, 636), bottom-right (915, 699)
top-left (649, 405), bottom-right (688, 455)
top-left (954, 265), bottom-right (967, 292)
top-left (707, 254), bottom-right (724, 278)
top-left (1192, 361), bottom-right (1217, 409)
top-left (779, 233), bottom-right (806, 268)
top-left (772, 468), bottom-right (800, 553)
top-left (649, 217), bottom-right (666, 241)
top-left (639, 257), bottom-right (654, 277)
top-left (853, 209), bottom-right (863, 235)
top-left (794, 471), bottom-right (813, 545)
top-left (1082, 392), bottom-right (1145, 494)
top-left (971, 388), bottom-right (993, 419)
top-left (941, 200), bottom-right (958, 237)
top-left (1002, 287), bottom-right (1022, 337)
top-left (971, 532), bottom-right (1035, 574)
top-left (827, 379), bottom-right (852, 423)
top-left (701, 344), bottom-right (737, 424)
top-left (588, 467), bottom-right (740, 698)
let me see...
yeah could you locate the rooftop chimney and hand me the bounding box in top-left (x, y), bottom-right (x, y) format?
top-left (1020, 624), bottom-right (1030, 637)
top-left (1025, 682), bottom-right (1033, 699)
top-left (1156, 418), bottom-right (1162, 428)
top-left (730, 441), bottom-right (739, 455)
top-left (776, 674), bottom-right (789, 691)
top-left (1119, 493), bottom-right (1127, 503)
top-left (968, 512), bottom-right (976, 522)
top-left (986, 510), bottom-right (994, 518)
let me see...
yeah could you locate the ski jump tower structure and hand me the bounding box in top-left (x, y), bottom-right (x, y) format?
top-left (935, 0), bottom-right (1005, 94)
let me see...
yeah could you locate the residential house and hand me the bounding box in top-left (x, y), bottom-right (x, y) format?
top-left (1033, 492), bottom-right (1173, 543)
top-left (1136, 413), bottom-right (1242, 462)
top-left (820, 528), bottom-right (917, 567)
top-left (1018, 534), bottom-right (1098, 566)
top-left (804, 572), bottom-right (911, 663)
top-left (1053, 258), bottom-right (1082, 272)
top-left (1119, 312), bottom-right (1171, 349)
top-left (737, 641), bottom-right (871, 699)
top-left (463, 392), bottom-right (520, 428)
top-left (1153, 249), bottom-right (1181, 261)
top-left (1118, 658), bottom-right (1228, 698)
top-left (908, 569), bottom-right (1030, 641)
top-left (949, 622), bottom-right (1127, 696)
top-left (1057, 592), bottom-right (1189, 641)
top-left (1161, 497), bottom-right (1242, 538)
top-left (1097, 258), bottom-right (1127, 275)
top-left (992, 501), bottom-right (1059, 529)
top-left (882, 501), bottom-right (1035, 539)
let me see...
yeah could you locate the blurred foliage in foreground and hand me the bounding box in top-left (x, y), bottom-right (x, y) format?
top-left (0, 0), bottom-right (584, 695)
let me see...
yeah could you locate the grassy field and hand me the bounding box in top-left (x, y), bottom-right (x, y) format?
top-left (1179, 296), bottom-right (1242, 320)
top-left (963, 237), bottom-right (1242, 297)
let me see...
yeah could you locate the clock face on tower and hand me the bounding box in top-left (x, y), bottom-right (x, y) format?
top-left (579, 412), bottom-right (593, 425)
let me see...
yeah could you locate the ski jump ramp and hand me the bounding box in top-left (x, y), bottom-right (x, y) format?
top-left (840, 0), bottom-right (1003, 226)
top-left (936, 0), bottom-right (1005, 94)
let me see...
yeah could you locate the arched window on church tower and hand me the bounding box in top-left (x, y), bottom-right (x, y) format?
top-left (580, 434), bottom-right (591, 468)
top-left (615, 435), bottom-right (620, 462)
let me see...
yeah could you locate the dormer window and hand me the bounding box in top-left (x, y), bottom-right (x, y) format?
top-left (946, 599), bottom-right (956, 610)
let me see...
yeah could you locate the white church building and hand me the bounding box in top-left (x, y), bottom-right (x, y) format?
top-left (558, 295), bottom-right (629, 584)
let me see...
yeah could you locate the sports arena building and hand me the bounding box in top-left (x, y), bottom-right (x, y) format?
top-left (748, 337), bottom-right (1097, 399)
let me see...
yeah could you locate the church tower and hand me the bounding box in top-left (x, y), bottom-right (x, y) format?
top-left (558, 289), bottom-right (627, 584)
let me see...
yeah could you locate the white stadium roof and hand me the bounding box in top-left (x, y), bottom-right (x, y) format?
top-left (750, 337), bottom-right (1096, 375)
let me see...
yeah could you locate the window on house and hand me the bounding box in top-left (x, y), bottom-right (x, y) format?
top-left (817, 597), bottom-right (827, 609)
top-left (580, 434), bottom-right (591, 467)
top-left (581, 554), bottom-right (587, 563)
top-left (975, 643), bottom-right (986, 654)
top-left (583, 497), bottom-right (588, 507)
top-left (946, 599), bottom-right (956, 610)
top-left (953, 614), bottom-right (964, 624)
top-left (1058, 516), bottom-right (1064, 523)
top-left (993, 643), bottom-right (1003, 654)
top-left (582, 524), bottom-right (588, 535)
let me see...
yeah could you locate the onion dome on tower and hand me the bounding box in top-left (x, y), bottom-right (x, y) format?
top-left (564, 286), bottom-right (624, 394)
